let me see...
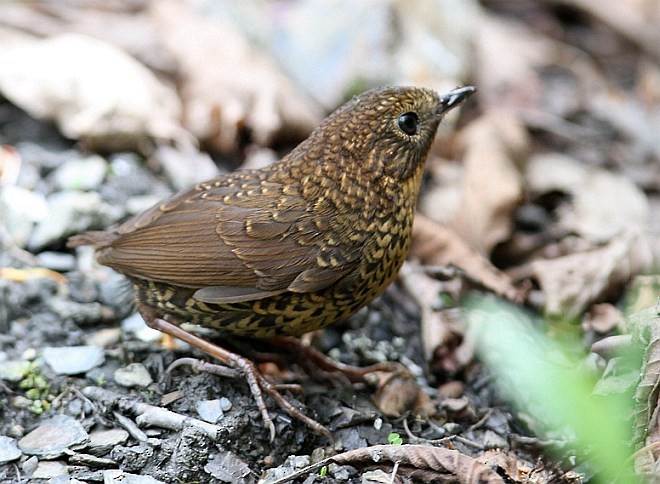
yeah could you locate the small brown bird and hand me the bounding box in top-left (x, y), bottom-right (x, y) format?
top-left (69, 85), bottom-right (475, 439)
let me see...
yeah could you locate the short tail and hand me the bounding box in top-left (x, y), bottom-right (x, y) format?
top-left (67, 231), bottom-right (116, 249)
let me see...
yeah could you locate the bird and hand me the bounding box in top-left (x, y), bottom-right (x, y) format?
top-left (68, 85), bottom-right (476, 440)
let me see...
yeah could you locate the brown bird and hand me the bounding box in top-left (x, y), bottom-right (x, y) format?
top-left (69, 85), bottom-right (476, 439)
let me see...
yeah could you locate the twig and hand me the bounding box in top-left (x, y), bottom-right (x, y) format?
top-left (83, 386), bottom-right (224, 440)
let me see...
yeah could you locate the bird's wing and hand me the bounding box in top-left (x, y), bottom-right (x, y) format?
top-left (97, 177), bottom-right (362, 303)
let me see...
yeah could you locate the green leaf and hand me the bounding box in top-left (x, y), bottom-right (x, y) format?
top-left (463, 295), bottom-right (639, 483)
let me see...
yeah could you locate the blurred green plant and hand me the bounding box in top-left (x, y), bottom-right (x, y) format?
top-left (387, 432), bottom-right (403, 445)
top-left (463, 295), bottom-right (639, 483)
top-left (18, 361), bottom-right (52, 414)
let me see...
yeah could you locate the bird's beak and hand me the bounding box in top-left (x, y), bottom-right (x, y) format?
top-left (437, 86), bottom-right (477, 114)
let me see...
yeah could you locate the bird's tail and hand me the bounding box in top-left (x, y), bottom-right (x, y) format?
top-left (67, 231), bottom-right (116, 249)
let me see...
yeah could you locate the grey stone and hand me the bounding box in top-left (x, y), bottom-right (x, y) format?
top-left (0, 360), bottom-right (30, 382)
top-left (103, 469), bottom-right (165, 484)
top-left (32, 460), bottom-right (69, 479)
top-left (195, 399), bottom-right (225, 424)
top-left (51, 154), bottom-right (107, 191)
top-left (87, 429), bottom-right (129, 456)
top-left (35, 251), bottom-right (77, 272)
top-left (122, 313), bottom-right (161, 343)
top-left (0, 436), bottom-right (21, 464)
top-left (0, 186), bottom-right (48, 247)
top-left (43, 345), bottom-right (105, 375)
top-left (28, 190), bottom-right (121, 251)
top-left (18, 415), bottom-right (89, 458)
top-left (204, 451), bottom-right (252, 483)
top-left (114, 363), bottom-right (153, 388)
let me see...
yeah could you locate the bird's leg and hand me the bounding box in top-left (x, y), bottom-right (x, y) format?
top-left (267, 336), bottom-right (410, 382)
top-left (138, 306), bottom-right (332, 442)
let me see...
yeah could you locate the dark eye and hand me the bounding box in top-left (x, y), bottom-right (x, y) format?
top-left (397, 112), bottom-right (419, 135)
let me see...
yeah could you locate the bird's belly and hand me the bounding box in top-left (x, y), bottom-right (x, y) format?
top-left (132, 235), bottom-right (410, 339)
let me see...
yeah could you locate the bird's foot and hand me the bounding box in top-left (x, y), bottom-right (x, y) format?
top-left (267, 335), bottom-right (410, 382)
top-left (147, 316), bottom-right (332, 442)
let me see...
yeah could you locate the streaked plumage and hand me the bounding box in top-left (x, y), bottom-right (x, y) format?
top-left (70, 86), bottom-right (475, 338)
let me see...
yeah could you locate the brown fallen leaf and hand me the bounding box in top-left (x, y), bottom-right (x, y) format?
top-left (448, 111), bottom-right (528, 256)
top-left (583, 303), bottom-right (623, 334)
top-left (623, 306), bottom-right (660, 474)
top-left (0, 33), bottom-right (186, 153)
top-left (473, 14), bottom-right (552, 112)
top-left (478, 449), bottom-right (559, 483)
top-left (411, 214), bottom-right (525, 303)
top-left (264, 444), bottom-right (505, 484)
top-left (528, 230), bottom-right (653, 319)
top-left (526, 153), bottom-right (650, 243)
top-left (151, 0), bottom-right (323, 153)
top-left (370, 370), bottom-right (435, 418)
top-left (543, 0), bottom-right (660, 63)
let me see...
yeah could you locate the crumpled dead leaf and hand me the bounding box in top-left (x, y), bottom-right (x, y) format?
top-left (620, 306), bottom-right (660, 474)
top-left (473, 14), bottom-right (554, 112)
top-left (263, 444), bottom-right (504, 484)
top-left (151, 0), bottom-right (323, 153)
top-left (551, 0), bottom-right (660, 63)
top-left (527, 153), bottom-right (650, 242)
top-left (0, 33), bottom-right (186, 152)
top-left (369, 369), bottom-right (435, 418)
top-left (448, 111), bottom-right (527, 255)
top-left (529, 230), bottom-right (652, 318)
top-left (411, 214), bottom-right (525, 303)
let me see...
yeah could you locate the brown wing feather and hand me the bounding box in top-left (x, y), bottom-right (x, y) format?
top-left (93, 176), bottom-right (360, 302)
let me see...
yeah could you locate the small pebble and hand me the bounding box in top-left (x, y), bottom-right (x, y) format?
top-left (28, 190), bottom-right (120, 251)
top-left (218, 398), bottom-right (231, 412)
top-left (195, 399), bottom-right (225, 424)
top-left (36, 251), bottom-right (77, 272)
top-left (84, 328), bottom-right (122, 348)
top-left (482, 430), bottom-right (508, 450)
top-left (204, 451), bottom-right (252, 483)
top-left (32, 460), bottom-right (69, 479)
top-left (0, 186), bottom-right (48, 247)
top-left (114, 363), bottom-right (153, 388)
top-left (103, 469), bottom-right (165, 484)
top-left (86, 429), bottom-right (129, 456)
top-left (18, 415), bottom-right (89, 458)
top-left (122, 313), bottom-right (162, 343)
top-left (126, 195), bottom-right (162, 215)
top-left (51, 154), bottom-right (107, 191)
top-left (21, 455), bottom-right (39, 475)
top-left (43, 346), bottom-right (105, 375)
top-left (22, 348), bottom-right (38, 361)
top-left (0, 436), bottom-right (22, 464)
top-left (0, 360), bottom-right (30, 382)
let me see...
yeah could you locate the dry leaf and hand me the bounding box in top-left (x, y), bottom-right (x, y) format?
top-left (448, 111), bottom-right (527, 255)
top-left (411, 214), bottom-right (524, 303)
top-left (526, 153), bottom-right (650, 242)
top-left (548, 0), bottom-right (660, 62)
top-left (0, 33), bottom-right (185, 152)
top-left (530, 230), bottom-right (653, 318)
top-left (623, 306), bottom-right (660, 474)
top-left (151, 0), bottom-right (323, 153)
top-left (370, 370), bottom-right (435, 418)
top-left (264, 444), bottom-right (504, 484)
top-left (583, 303), bottom-right (623, 334)
top-left (473, 14), bottom-right (553, 111)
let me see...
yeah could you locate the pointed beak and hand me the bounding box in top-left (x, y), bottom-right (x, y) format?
top-left (437, 86), bottom-right (477, 115)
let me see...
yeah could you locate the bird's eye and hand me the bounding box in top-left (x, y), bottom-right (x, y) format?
top-left (397, 112), bottom-right (419, 136)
